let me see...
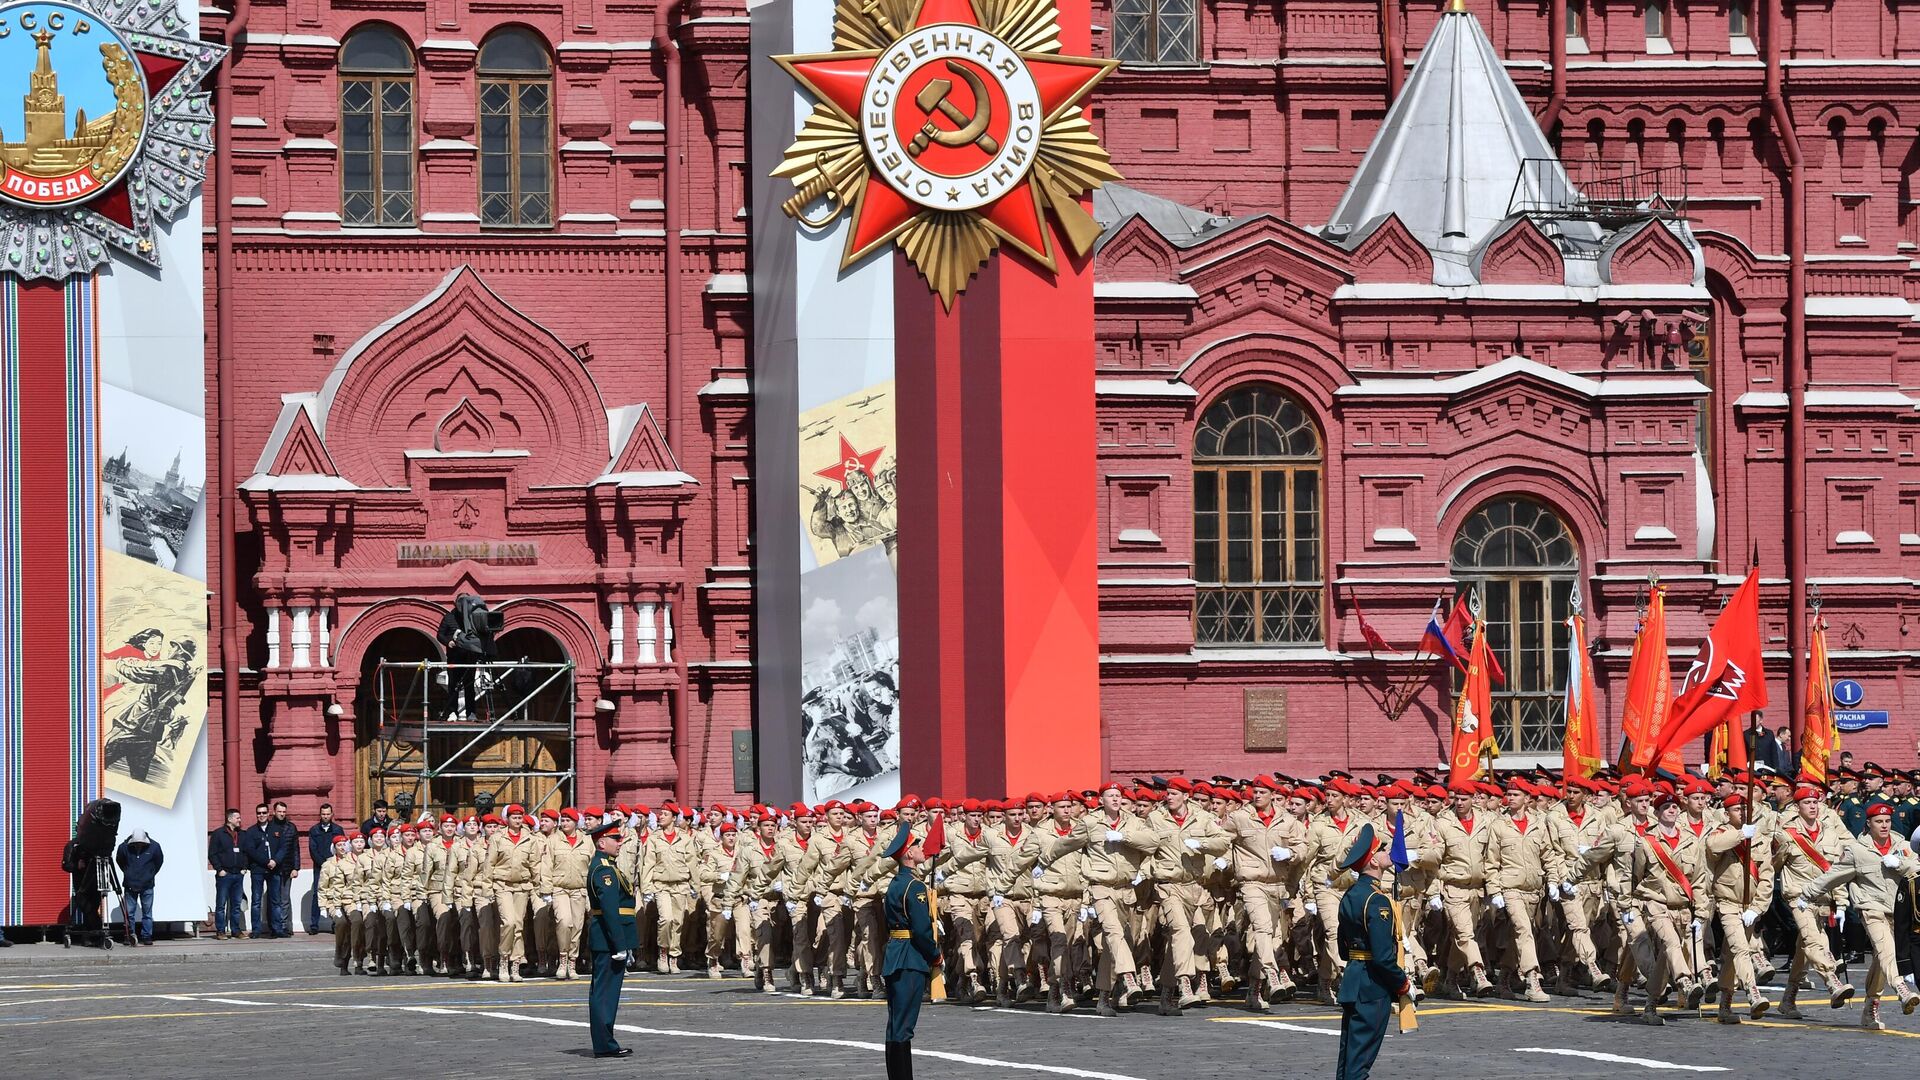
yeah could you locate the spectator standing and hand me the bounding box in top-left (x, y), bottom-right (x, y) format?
top-left (241, 804), bottom-right (272, 937)
top-left (115, 830), bottom-right (165, 945)
top-left (361, 798), bottom-right (393, 838)
top-left (307, 802), bottom-right (345, 935)
top-left (261, 801), bottom-right (302, 937)
top-left (208, 808), bottom-right (248, 938)
top-left (1745, 714), bottom-right (1791, 777)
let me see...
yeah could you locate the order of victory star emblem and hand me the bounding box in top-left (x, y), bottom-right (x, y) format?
top-left (773, 0), bottom-right (1121, 306)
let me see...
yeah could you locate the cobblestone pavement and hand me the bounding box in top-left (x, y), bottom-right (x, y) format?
top-left (1, 942), bottom-right (1914, 1078)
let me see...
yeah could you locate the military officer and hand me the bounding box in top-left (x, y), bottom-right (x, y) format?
top-left (1334, 822), bottom-right (1410, 1080)
top-left (881, 823), bottom-right (940, 1080)
top-left (585, 821), bottom-right (638, 1058)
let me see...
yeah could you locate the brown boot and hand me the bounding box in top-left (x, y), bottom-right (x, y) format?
top-left (1717, 1002), bottom-right (1740, 1025)
top-left (1776, 989), bottom-right (1802, 1019)
top-left (1156, 983), bottom-right (1181, 1017)
top-left (1097, 990), bottom-right (1118, 1018)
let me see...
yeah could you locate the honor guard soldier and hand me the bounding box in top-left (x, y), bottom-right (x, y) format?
top-left (881, 824), bottom-right (940, 1080)
top-left (1334, 823), bottom-right (1411, 1080)
top-left (586, 822), bottom-right (638, 1058)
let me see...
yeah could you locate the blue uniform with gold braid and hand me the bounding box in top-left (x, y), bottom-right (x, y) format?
top-left (585, 826), bottom-right (639, 1058)
top-left (881, 827), bottom-right (939, 1080)
top-left (1334, 824), bottom-right (1408, 1080)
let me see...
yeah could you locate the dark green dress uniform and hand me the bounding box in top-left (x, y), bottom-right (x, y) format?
top-left (1334, 823), bottom-right (1408, 1080)
top-left (586, 827), bottom-right (639, 1058)
top-left (880, 827), bottom-right (938, 1080)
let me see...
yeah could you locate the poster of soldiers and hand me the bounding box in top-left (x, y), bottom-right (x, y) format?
top-left (799, 545), bottom-right (901, 803)
top-left (101, 383), bottom-right (207, 575)
top-left (101, 549), bottom-right (209, 810)
top-left (797, 381), bottom-right (899, 570)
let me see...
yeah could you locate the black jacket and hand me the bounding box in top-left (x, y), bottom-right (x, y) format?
top-left (263, 819), bottom-right (300, 872)
top-left (208, 826), bottom-right (247, 873)
top-left (308, 821), bottom-right (345, 867)
top-left (116, 838), bottom-right (165, 892)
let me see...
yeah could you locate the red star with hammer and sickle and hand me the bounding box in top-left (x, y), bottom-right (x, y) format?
top-left (778, 0), bottom-right (1110, 268)
top-left (814, 434), bottom-right (886, 491)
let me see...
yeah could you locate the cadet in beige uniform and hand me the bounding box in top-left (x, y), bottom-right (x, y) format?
top-left (1483, 786), bottom-right (1564, 1001)
top-left (1078, 782), bottom-right (1157, 1014)
top-left (1033, 793), bottom-right (1088, 1012)
top-left (1620, 792), bottom-right (1710, 1025)
top-left (1703, 792), bottom-right (1773, 1022)
top-left (424, 814), bottom-right (464, 975)
top-left (1547, 779), bottom-right (1615, 992)
top-left (318, 833), bottom-right (359, 974)
top-left (699, 822), bottom-right (750, 977)
top-left (361, 828), bottom-right (396, 975)
top-left (937, 802), bottom-right (995, 1002)
top-left (393, 824), bottom-right (428, 975)
top-left (1225, 776), bottom-right (1304, 1009)
top-left (643, 807), bottom-right (699, 974)
top-left (985, 797), bottom-right (1045, 1006)
top-left (846, 805), bottom-right (896, 998)
top-left (1801, 800), bottom-right (1920, 1028)
top-left (738, 812), bottom-right (789, 992)
top-left (1301, 785), bottom-right (1366, 1004)
top-left (531, 809), bottom-right (562, 976)
top-left (1773, 785), bottom-right (1855, 1016)
top-left (1432, 788), bottom-right (1496, 996)
top-left (779, 805), bottom-right (827, 992)
top-left (488, 806), bottom-right (545, 982)
top-left (1147, 778), bottom-right (1229, 1015)
top-left (548, 809), bottom-right (594, 978)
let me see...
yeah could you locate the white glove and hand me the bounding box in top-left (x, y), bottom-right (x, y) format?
top-left (721, 872), bottom-right (732, 882)
top-left (1560, 882), bottom-right (1576, 899)
top-left (1428, 895), bottom-right (1443, 912)
top-left (722, 908), bottom-right (733, 921)
top-left (842, 893), bottom-right (855, 905)
top-left (1105, 829), bottom-right (1125, 843)
top-left (1031, 865), bottom-right (1046, 879)
top-left (990, 894), bottom-right (1005, 909)
top-left (1401, 935), bottom-right (1416, 954)
top-left (1270, 845), bottom-right (1293, 862)
top-left (1741, 824), bottom-right (1757, 840)
top-left (1404, 849), bottom-right (1421, 865)
top-left (1029, 908), bottom-right (1044, 927)
top-left (1078, 905), bottom-right (1093, 923)
top-left (644, 892), bottom-right (656, 904)
top-left (1690, 918), bottom-right (1704, 939)
top-left (648, 813), bottom-right (659, 830)
top-left (1184, 838), bottom-right (1202, 851)
top-left (748, 901), bottom-right (759, 914)
top-left (380, 901), bottom-right (392, 913)
top-left (1621, 910), bottom-right (1637, 926)
top-left (1305, 901), bottom-right (1319, 916)
top-left (1213, 856), bottom-right (1229, 870)
top-left (540, 894), bottom-right (552, 904)
top-left (1741, 909), bottom-right (1758, 927)
top-left (612, 951), bottom-right (629, 964)
top-left (1576, 845), bottom-right (1591, 858)
top-left (784, 901), bottom-right (799, 916)
top-left (772, 880), bottom-right (786, 893)
top-left (934, 871), bottom-right (946, 885)
top-left (1130, 873), bottom-right (1145, 886)
top-left (1490, 893), bottom-right (1506, 911)
top-left (812, 893), bottom-right (826, 906)
top-left (1883, 854), bottom-right (1903, 870)
top-left (692, 810), bottom-right (703, 826)
top-left (1793, 896), bottom-right (1809, 910)
top-left (1836, 908), bottom-right (1848, 931)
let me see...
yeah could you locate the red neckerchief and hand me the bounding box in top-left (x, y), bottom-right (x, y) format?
top-left (1688, 818), bottom-right (1707, 838)
top-left (1006, 824), bottom-right (1023, 842)
top-left (965, 827), bottom-right (981, 843)
top-left (1875, 836), bottom-right (1894, 857)
top-left (1055, 823), bottom-right (1073, 838)
top-left (565, 834), bottom-right (579, 847)
top-left (664, 831), bottom-right (677, 843)
top-left (505, 831), bottom-right (521, 843)
top-left (1458, 813), bottom-right (1474, 835)
top-left (442, 838), bottom-right (456, 850)
top-left (1332, 815), bottom-right (1349, 832)
top-left (761, 842), bottom-right (777, 859)
top-left (1647, 832), bottom-right (1696, 901)
top-left (863, 828), bottom-right (879, 847)
top-left (1633, 819), bottom-right (1652, 837)
top-left (1256, 807), bottom-right (1276, 826)
top-left (1658, 830), bottom-right (1681, 850)
top-left (1171, 813), bottom-right (1186, 827)
top-left (1512, 815), bottom-right (1529, 833)
top-left (795, 835), bottom-right (809, 851)
top-left (1567, 810), bottom-right (1585, 827)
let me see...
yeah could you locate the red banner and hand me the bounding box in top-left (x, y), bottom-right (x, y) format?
top-left (1648, 570), bottom-right (1769, 764)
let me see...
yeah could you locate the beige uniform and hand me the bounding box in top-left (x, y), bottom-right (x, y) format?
top-left (1225, 803), bottom-right (1307, 995)
top-left (1300, 812), bottom-right (1366, 993)
top-left (1147, 804), bottom-right (1229, 991)
top-left (1546, 804), bottom-right (1614, 983)
top-left (318, 850), bottom-right (360, 968)
top-left (699, 840), bottom-right (750, 969)
top-left (737, 836), bottom-right (789, 975)
top-left (845, 828), bottom-right (895, 992)
top-left (1033, 821), bottom-right (1088, 997)
top-left (1624, 828), bottom-right (1711, 1008)
top-left (641, 828), bottom-right (698, 969)
top-left (423, 835), bottom-right (463, 971)
top-left (546, 830), bottom-right (593, 976)
top-left (1773, 817), bottom-right (1852, 993)
top-left (1803, 831), bottom-right (1920, 1008)
top-left (1483, 812), bottom-right (1565, 984)
top-left (1432, 810), bottom-right (1493, 982)
top-left (984, 821), bottom-right (1044, 995)
top-left (1703, 822), bottom-right (1774, 1004)
top-left (487, 829), bottom-right (545, 971)
top-left (937, 826), bottom-right (994, 983)
top-left (1076, 810), bottom-right (1156, 992)
top-left (778, 830), bottom-right (827, 987)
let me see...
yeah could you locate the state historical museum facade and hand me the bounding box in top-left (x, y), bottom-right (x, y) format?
top-left (208, 1), bottom-right (1920, 822)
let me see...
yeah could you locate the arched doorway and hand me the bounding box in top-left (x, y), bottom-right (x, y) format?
top-left (479, 626), bottom-right (576, 813)
top-left (353, 626), bottom-right (440, 821)
top-left (1449, 496), bottom-right (1580, 757)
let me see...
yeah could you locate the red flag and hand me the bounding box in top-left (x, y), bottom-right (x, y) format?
top-left (1353, 598), bottom-right (1392, 654)
top-left (921, 811), bottom-right (945, 859)
top-left (1562, 604), bottom-right (1603, 779)
top-left (1801, 616), bottom-right (1838, 783)
top-left (1623, 585), bottom-right (1683, 776)
top-left (1448, 619), bottom-right (1498, 787)
top-left (1428, 594), bottom-right (1506, 685)
top-left (1648, 570), bottom-right (1769, 763)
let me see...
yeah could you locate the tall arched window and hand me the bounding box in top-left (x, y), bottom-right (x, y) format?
top-left (1192, 385), bottom-right (1323, 645)
top-left (1112, 0), bottom-right (1198, 65)
top-left (1449, 497), bottom-right (1579, 755)
top-left (340, 26), bottom-right (415, 226)
top-left (478, 29), bottom-right (553, 227)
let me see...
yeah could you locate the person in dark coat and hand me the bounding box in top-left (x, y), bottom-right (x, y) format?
top-left (881, 825), bottom-right (940, 1080)
top-left (115, 830), bottom-right (165, 945)
top-left (585, 822), bottom-right (638, 1058)
top-left (307, 802), bottom-right (345, 934)
top-left (208, 808), bottom-right (248, 938)
top-left (1334, 823), bottom-right (1412, 1080)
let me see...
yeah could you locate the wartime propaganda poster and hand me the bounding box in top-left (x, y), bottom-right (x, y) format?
top-left (101, 550), bottom-right (208, 810)
top-left (797, 381), bottom-right (899, 569)
top-left (798, 544), bottom-right (900, 804)
top-left (101, 384), bottom-right (207, 574)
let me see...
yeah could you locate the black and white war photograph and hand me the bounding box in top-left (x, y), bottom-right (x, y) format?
top-left (799, 544), bottom-right (901, 803)
top-left (102, 383), bottom-right (207, 575)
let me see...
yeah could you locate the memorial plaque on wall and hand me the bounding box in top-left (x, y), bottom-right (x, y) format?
top-left (1244, 688), bottom-right (1289, 751)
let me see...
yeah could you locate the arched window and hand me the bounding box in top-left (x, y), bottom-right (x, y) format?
top-left (478, 29), bottom-right (553, 227)
top-left (1112, 0), bottom-right (1198, 65)
top-left (1192, 385), bottom-right (1323, 645)
top-left (1449, 497), bottom-right (1579, 756)
top-left (340, 26), bottom-right (415, 226)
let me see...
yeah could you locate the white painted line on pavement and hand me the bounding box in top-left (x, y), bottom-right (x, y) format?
top-left (1515, 1047), bottom-right (1729, 1072)
top-left (970, 1006), bottom-right (1105, 1020)
top-left (1211, 1017), bottom-right (1342, 1037)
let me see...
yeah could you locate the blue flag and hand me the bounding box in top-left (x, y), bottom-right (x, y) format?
top-left (1389, 809), bottom-right (1410, 872)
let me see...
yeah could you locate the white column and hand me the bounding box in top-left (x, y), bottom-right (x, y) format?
top-left (610, 603), bottom-right (625, 664)
top-left (317, 606), bottom-right (332, 667)
top-left (291, 606), bottom-right (312, 668)
top-left (637, 602), bottom-right (658, 664)
top-left (661, 601), bottom-right (674, 664)
top-left (266, 608), bottom-right (282, 669)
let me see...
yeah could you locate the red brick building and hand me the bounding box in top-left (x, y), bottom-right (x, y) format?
top-left (205, 1), bottom-right (1920, 823)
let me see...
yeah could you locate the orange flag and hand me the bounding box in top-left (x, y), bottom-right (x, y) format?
top-left (1449, 615), bottom-right (1497, 787)
top-left (1622, 586), bottom-right (1682, 775)
top-left (1801, 615), bottom-right (1839, 783)
top-left (1648, 569), bottom-right (1770, 764)
top-left (1562, 590), bottom-right (1603, 779)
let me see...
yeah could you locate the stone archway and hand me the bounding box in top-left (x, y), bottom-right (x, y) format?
top-left (353, 626), bottom-right (441, 821)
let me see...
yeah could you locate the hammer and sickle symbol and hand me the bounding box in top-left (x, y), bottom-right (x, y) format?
top-left (908, 61), bottom-right (999, 159)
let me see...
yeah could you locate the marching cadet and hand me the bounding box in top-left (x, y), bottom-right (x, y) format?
top-left (937, 800), bottom-right (994, 1003)
top-left (548, 809), bottom-right (594, 979)
top-left (699, 822), bottom-right (749, 977)
top-left (1703, 792), bottom-right (1774, 1022)
top-left (1483, 783), bottom-right (1562, 1002)
top-left (319, 833), bottom-right (358, 975)
top-left (738, 811), bottom-right (789, 992)
top-left (1333, 822), bottom-right (1411, 1080)
top-left (1432, 784), bottom-right (1496, 997)
top-left (778, 804), bottom-right (825, 992)
top-left (643, 804), bottom-right (698, 974)
top-left (1225, 775), bottom-right (1302, 1010)
top-left (487, 805), bottom-right (544, 982)
top-left (614, 804), bottom-right (649, 967)
top-left (881, 823), bottom-right (940, 1080)
top-left (462, 815), bottom-right (500, 981)
top-left (343, 832), bottom-right (373, 973)
top-left (424, 814), bottom-right (464, 976)
top-left (984, 794), bottom-right (1045, 1006)
top-left (849, 802), bottom-right (897, 998)
top-left (1548, 778), bottom-right (1615, 993)
top-left (1620, 791), bottom-right (1711, 1025)
top-left (1078, 781), bottom-right (1157, 1015)
top-left (1303, 782), bottom-right (1367, 1005)
top-left (584, 821), bottom-right (637, 1059)
top-left (361, 828), bottom-right (394, 976)
top-left (1800, 800), bottom-right (1920, 1028)
top-left (1034, 792), bottom-right (1089, 1013)
top-left (531, 808), bottom-right (561, 977)
top-left (1147, 776), bottom-right (1229, 1015)
top-left (394, 824), bottom-right (427, 975)
top-left (1383, 782), bottom-right (1443, 996)
top-left (810, 804), bottom-right (857, 995)
top-left (1774, 783), bottom-right (1856, 1015)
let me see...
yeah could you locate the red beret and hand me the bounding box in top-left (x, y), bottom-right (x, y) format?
top-left (482, 814), bottom-right (504, 826)
top-left (1023, 792), bottom-right (1048, 806)
top-left (719, 822), bottom-right (738, 834)
top-left (1098, 780), bottom-right (1125, 795)
top-left (560, 809), bottom-right (581, 823)
top-left (1721, 792), bottom-right (1747, 809)
top-left (1793, 785), bottom-right (1823, 802)
top-left (439, 813), bottom-right (458, 823)
top-left (333, 833), bottom-right (352, 845)
top-left (505, 804), bottom-right (526, 817)
top-left (1252, 775), bottom-right (1281, 792)
top-left (1867, 801), bottom-right (1893, 817)
top-left (582, 806), bottom-right (604, 818)
top-left (1653, 791), bottom-right (1681, 811)
top-left (538, 808), bottom-right (559, 820)
top-left (1167, 777), bottom-right (1194, 793)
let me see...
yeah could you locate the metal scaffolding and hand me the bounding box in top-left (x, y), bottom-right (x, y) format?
top-left (371, 659), bottom-right (577, 814)
top-left (1508, 157), bottom-right (1691, 238)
